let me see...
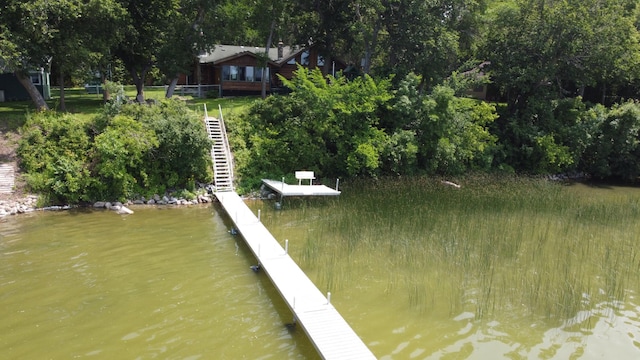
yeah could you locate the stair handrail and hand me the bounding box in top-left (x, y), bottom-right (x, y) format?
top-left (203, 104), bottom-right (212, 137)
top-left (218, 104), bottom-right (234, 189)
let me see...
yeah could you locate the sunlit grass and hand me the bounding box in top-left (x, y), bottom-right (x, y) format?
top-left (0, 87), bottom-right (257, 131)
top-left (261, 176), bottom-right (640, 323)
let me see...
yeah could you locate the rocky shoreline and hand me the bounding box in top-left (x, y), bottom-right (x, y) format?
top-left (0, 195), bottom-right (40, 217)
top-left (0, 192), bottom-right (215, 218)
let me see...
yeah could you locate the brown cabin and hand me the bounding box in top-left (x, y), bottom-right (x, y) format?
top-left (178, 43), bottom-right (346, 97)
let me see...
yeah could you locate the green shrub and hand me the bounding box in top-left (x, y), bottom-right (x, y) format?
top-left (237, 66), bottom-right (393, 185)
top-left (18, 111), bottom-right (94, 203)
top-left (17, 99), bottom-right (213, 204)
top-left (584, 100), bottom-right (640, 180)
top-left (117, 100), bottom-right (213, 190)
top-left (92, 115), bottom-right (159, 201)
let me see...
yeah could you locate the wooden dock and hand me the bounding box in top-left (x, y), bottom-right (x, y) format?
top-left (262, 179), bottom-right (341, 197)
top-left (215, 191), bottom-right (375, 359)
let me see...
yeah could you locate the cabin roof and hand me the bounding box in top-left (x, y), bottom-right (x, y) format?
top-left (198, 44), bottom-right (306, 66)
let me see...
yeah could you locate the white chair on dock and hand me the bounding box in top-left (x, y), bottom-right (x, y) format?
top-left (295, 171), bottom-right (315, 186)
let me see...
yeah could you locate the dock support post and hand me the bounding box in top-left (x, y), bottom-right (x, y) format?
top-left (327, 292), bottom-right (331, 305)
top-left (336, 178), bottom-right (340, 191)
top-left (285, 239), bottom-right (289, 255)
top-left (257, 209), bottom-right (261, 222)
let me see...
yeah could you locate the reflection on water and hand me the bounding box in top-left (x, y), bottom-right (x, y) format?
top-left (250, 181), bottom-right (640, 359)
top-left (0, 206), bottom-right (315, 359)
top-left (2, 182), bottom-right (640, 359)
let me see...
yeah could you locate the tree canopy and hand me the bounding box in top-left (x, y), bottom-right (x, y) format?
top-left (6, 0), bottom-right (640, 189)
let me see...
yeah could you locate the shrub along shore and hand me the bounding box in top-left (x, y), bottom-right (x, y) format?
top-left (6, 69), bottom-right (640, 210)
top-left (17, 91), bottom-right (214, 206)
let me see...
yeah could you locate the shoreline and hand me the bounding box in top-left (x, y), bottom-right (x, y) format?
top-left (0, 191), bottom-right (216, 218)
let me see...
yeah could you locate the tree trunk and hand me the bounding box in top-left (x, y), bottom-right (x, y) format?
top-left (58, 71), bottom-right (66, 112)
top-left (363, 21), bottom-right (382, 75)
top-left (130, 66), bottom-right (149, 104)
top-left (15, 71), bottom-right (49, 111)
top-left (261, 19), bottom-right (276, 100)
top-left (166, 76), bottom-right (179, 98)
top-left (102, 71), bottom-right (110, 103)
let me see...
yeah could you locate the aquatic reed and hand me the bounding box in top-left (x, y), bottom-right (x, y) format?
top-left (257, 175), bottom-right (640, 323)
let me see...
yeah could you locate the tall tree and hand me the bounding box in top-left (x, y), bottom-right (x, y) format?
top-left (379, 0), bottom-right (484, 90)
top-left (292, 0), bottom-right (353, 75)
top-left (481, 0), bottom-right (640, 108)
top-left (157, 0), bottom-right (222, 98)
top-left (0, 0), bottom-right (125, 110)
top-left (50, 0), bottom-right (125, 110)
top-left (1, 1), bottom-right (57, 110)
top-left (352, 0), bottom-right (385, 74)
top-left (113, 0), bottom-right (173, 103)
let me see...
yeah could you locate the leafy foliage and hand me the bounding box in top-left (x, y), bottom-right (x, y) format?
top-left (392, 74), bottom-right (498, 175)
top-left (237, 67), bottom-right (392, 185)
top-left (17, 100), bottom-right (212, 204)
top-left (234, 70), bottom-right (498, 186)
top-left (583, 101), bottom-right (640, 180)
top-left (118, 100), bottom-right (213, 192)
top-left (93, 115), bottom-right (159, 200)
top-left (18, 112), bottom-right (94, 203)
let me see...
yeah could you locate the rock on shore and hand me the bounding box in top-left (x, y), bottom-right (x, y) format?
top-left (0, 195), bottom-right (39, 217)
top-left (0, 192), bottom-right (215, 218)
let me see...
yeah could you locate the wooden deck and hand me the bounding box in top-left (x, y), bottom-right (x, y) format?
top-left (262, 179), bottom-right (341, 197)
top-left (214, 191), bottom-right (375, 359)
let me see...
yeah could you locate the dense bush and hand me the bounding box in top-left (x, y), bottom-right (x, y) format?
top-left (393, 74), bottom-right (498, 175)
top-left (117, 100), bottom-right (213, 193)
top-left (233, 69), bottom-right (499, 187)
top-left (18, 112), bottom-right (94, 204)
top-left (583, 100), bottom-right (640, 180)
top-left (233, 69), bottom-right (640, 184)
top-left (236, 67), bottom-right (392, 187)
top-left (18, 99), bottom-right (213, 204)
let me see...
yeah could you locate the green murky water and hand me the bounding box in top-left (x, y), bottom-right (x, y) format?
top-left (0, 206), bottom-right (316, 359)
top-left (2, 180), bottom-right (640, 359)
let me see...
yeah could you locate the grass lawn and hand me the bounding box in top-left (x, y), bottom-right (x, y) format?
top-left (0, 86), bottom-right (258, 131)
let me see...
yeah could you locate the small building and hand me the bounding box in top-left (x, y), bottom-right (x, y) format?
top-left (178, 43), bottom-right (346, 97)
top-left (0, 69), bottom-right (51, 102)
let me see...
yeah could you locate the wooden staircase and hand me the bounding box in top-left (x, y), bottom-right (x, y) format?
top-left (0, 164), bottom-right (15, 194)
top-left (204, 105), bottom-right (234, 192)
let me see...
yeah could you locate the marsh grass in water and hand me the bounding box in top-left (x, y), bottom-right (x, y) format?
top-left (260, 175), bottom-right (640, 323)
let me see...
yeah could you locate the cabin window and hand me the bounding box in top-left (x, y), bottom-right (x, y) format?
top-left (237, 67), bottom-right (246, 81)
top-left (30, 74), bottom-right (41, 85)
top-left (229, 66), bottom-right (239, 80)
top-left (317, 55), bottom-right (325, 67)
top-left (301, 51), bottom-right (310, 66)
top-left (222, 65), bottom-right (240, 81)
top-left (222, 65), bottom-right (268, 82)
top-left (287, 57), bottom-right (296, 65)
top-left (255, 67), bottom-right (269, 82)
top-left (245, 67), bottom-right (254, 82)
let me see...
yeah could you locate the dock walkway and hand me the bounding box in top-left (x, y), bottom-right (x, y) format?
top-left (215, 191), bottom-right (375, 359)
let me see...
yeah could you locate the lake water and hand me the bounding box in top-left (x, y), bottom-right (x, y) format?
top-left (1, 181), bottom-right (640, 359)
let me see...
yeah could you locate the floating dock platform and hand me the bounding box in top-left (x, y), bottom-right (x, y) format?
top-left (262, 179), bottom-right (341, 197)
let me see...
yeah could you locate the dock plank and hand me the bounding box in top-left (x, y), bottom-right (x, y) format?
top-left (215, 191), bottom-right (375, 359)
